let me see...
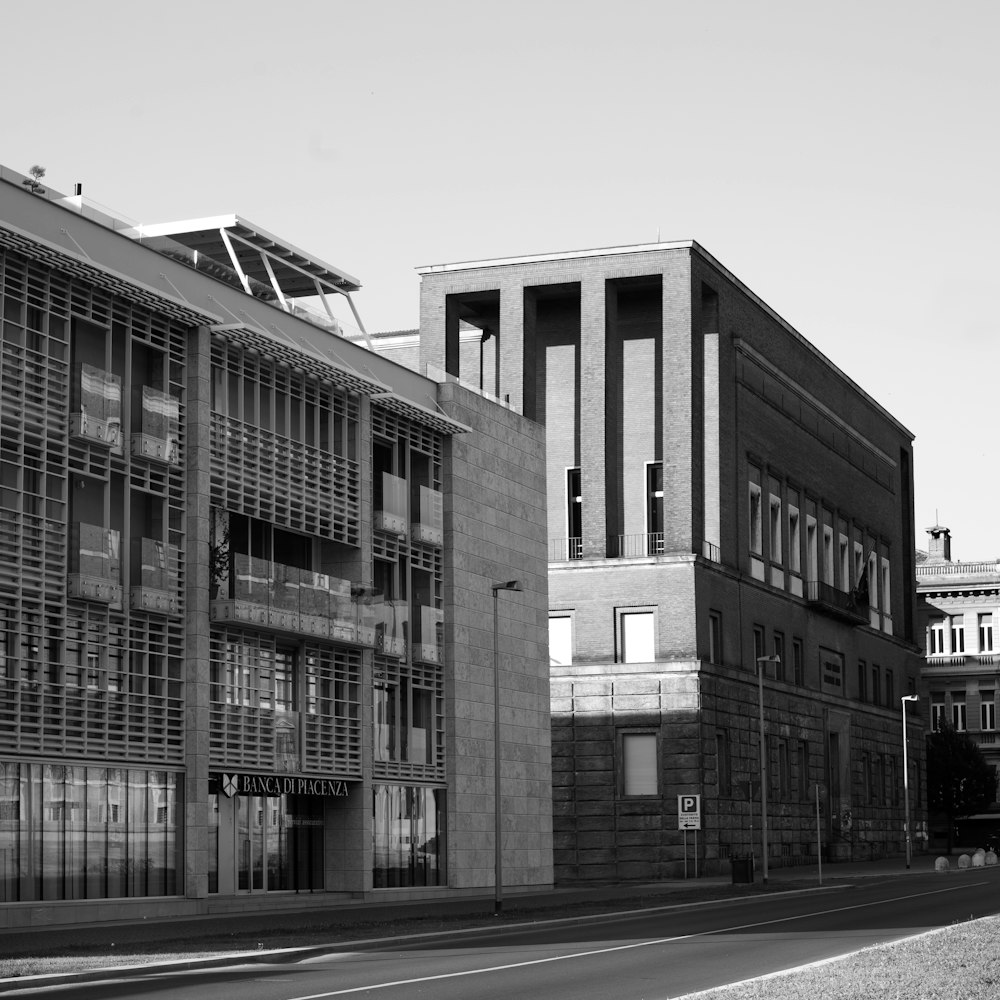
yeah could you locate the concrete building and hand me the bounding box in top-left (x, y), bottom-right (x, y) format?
top-left (412, 241), bottom-right (924, 879)
top-left (916, 525), bottom-right (1000, 844)
top-left (0, 166), bottom-right (551, 927)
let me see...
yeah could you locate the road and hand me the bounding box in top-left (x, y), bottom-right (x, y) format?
top-left (13, 870), bottom-right (1000, 1000)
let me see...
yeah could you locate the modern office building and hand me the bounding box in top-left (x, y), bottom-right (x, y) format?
top-left (916, 525), bottom-right (1000, 843)
top-left (0, 167), bottom-right (551, 927)
top-left (413, 241), bottom-right (925, 879)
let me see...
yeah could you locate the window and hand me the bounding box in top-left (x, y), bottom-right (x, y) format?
top-left (871, 664), bottom-right (880, 707)
top-left (769, 487), bottom-right (782, 563)
top-left (929, 621), bottom-right (945, 655)
top-left (888, 756), bottom-right (898, 806)
top-left (618, 609), bottom-right (656, 664)
top-left (772, 632), bottom-right (785, 681)
top-left (980, 614), bottom-right (994, 653)
top-left (753, 625), bottom-right (765, 665)
top-left (621, 732), bottom-right (658, 796)
top-left (981, 691), bottom-right (996, 732)
top-left (951, 616), bottom-right (965, 654)
top-left (708, 611), bottom-right (722, 665)
top-left (776, 738), bottom-right (790, 800)
top-left (716, 730), bottom-right (731, 795)
top-left (792, 638), bottom-right (804, 686)
top-left (820, 647), bottom-right (844, 693)
top-left (788, 504), bottom-right (801, 574)
top-left (806, 511), bottom-right (818, 582)
top-left (953, 696), bottom-right (967, 732)
top-left (857, 660), bottom-right (867, 702)
top-left (880, 557), bottom-right (892, 621)
top-left (548, 615), bottom-right (573, 667)
top-left (885, 669), bottom-right (894, 708)
top-left (840, 534), bottom-right (851, 592)
top-left (567, 468), bottom-right (582, 558)
top-left (931, 698), bottom-right (945, 731)
top-left (798, 740), bottom-right (810, 800)
top-left (748, 473), bottom-right (762, 556)
top-left (822, 521), bottom-right (834, 586)
top-left (646, 462), bottom-right (664, 553)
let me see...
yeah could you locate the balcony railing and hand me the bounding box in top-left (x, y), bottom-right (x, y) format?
top-left (70, 364), bottom-right (122, 453)
top-left (68, 523), bottom-right (122, 606)
top-left (411, 486), bottom-right (443, 547)
top-left (373, 599), bottom-right (408, 658)
top-left (805, 579), bottom-right (869, 625)
top-left (131, 386), bottom-right (180, 464)
top-left (608, 533), bottom-right (665, 558)
top-left (702, 540), bottom-right (721, 563)
top-left (212, 554), bottom-right (374, 643)
top-left (375, 473), bottom-right (408, 536)
top-left (414, 605), bottom-right (444, 664)
top-left (548, 537), bottom-right (583, 562)
top-left (130, 537), bottom-right (180, 615)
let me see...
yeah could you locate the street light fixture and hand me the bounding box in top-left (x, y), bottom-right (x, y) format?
top-left (901, 694), bottom-right (919, 869)
top-left (756, 655), bottom-right (781, 886)
top-left (491, 580), bottom-right (521, 914)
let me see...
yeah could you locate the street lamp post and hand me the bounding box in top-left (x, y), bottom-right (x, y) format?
top-left (756, 655), bottom-right (781, 886)
top-left (491, 580), bottom-right (520, 914)
top-left (901, 694), bottom-right (919, 869)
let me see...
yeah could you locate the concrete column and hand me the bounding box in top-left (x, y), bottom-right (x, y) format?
top-left (499, 283), bottom-right (525, 412)
top-left (580, 276), bottom-right (607, 559)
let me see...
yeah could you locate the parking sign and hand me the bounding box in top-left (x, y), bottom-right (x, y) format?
top-left (678, 794), bottom-right (701, 830)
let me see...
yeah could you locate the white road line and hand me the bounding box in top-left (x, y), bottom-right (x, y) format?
top-left (282, 881), bottom-right (983, 1000)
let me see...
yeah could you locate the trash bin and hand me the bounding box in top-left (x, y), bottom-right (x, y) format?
top-left (731, 856), bottom-right (754, 884)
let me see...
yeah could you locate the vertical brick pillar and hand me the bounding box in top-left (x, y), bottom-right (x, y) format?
top-left (184, 325), bottom-right (214, 899)
top-left (662, 257), bottom-right (693, 553)
top-left (499, 283), bottom-right (525, 412)
top-left (580, 276), bottom-right (607, 559)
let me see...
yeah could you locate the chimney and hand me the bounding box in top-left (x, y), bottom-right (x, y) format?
top-left (926, 524), bottom-right (952, 563)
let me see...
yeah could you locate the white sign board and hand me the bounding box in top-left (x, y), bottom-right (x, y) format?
top-left (678, 794), bottom-right (701, 830)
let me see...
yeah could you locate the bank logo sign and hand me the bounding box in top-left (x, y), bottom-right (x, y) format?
top-left (216, 772), bottom-right (349, 799)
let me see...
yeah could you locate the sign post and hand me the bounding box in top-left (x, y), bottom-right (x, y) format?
top-left (678, 794), bottom-right (702, 878)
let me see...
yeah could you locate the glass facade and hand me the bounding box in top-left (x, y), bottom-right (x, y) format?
top-left (373, 785), bottom-right (444, 888)
top-left (0, 761), bottom-right (180, 902)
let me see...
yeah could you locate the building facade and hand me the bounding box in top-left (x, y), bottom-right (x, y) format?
top-left (0, 167), bottom-right (551, 927)
top-left (414, 242), bottom-right (925, 879)
top-left (917, 525), bottom-right (1000, 844)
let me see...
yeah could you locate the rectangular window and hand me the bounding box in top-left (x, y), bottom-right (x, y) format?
top-left (888, 756), bottom-right (898, 807)
top-left (953, 697), bottom-right (967, 732)
top-left (885, 669), bottom-right (894, 708)
top-left (787, 491), bottom-right (801, 575)
top-left (980, 614), bottom-right (994, 653)
top-left (951, 616), bottom-right (965, 654)
top-left (981, 692), bottom-right (996, 731)
top-left (841, 534), bottom-right (852, 593)
top-left (373, 785), bottom-right (444, 888)
top-left (772, 632), bottom-right (785, 681)
top-left (931, 699), bottom-right (945, 731)
top-left (619, 609), bottom-right (656, 664)
top-left (822, 520), bottom-right (834, 586)
top-left (753, 625), bottom-right (765, 665)
top-left (708, 610), bottom-right (722, 665)
top-left (776, 738), bottom-right (790, 800)
top-left (871, 665), bottom-right (880, 707)
top-left (749, 473), bottom-right (762, 556)
top-left (929, 621), bottom-right (945, 655)
top-left (621, 732), bottom-right (658, 796)
top-left (806, 510), bottom-right (818, 583)
top-left (549, 614), bottom-right (573, 667)
top-left (857, 660), bottom-right (867, 702)
top-left (798, 740), bottom-right (810, 800)
top-left (881, 556), bottom-right (892, 620)
top-left (769, 488), bottom-right (782, 563)
top-left (820, 647), bottom-right (844, 693)
top-left (793, 638), bottom-right (804, 686)
top-left (567, 467), bottom-right (582, 559)
top-left (646, 462), bottom-right (664, 553)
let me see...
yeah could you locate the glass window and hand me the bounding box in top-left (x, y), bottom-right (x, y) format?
top-left (931, 699), bottom-right (945, 731)
top-left (953, 697), bottom-right (967, 732)
top-left (788, 501), bottom-right (801, 574)
top-left (549, 615), bottom-right (573, 667)
top-left (951, 617), bottom-right (965, 654)
top-left (981, 692), bottom-right (996, 731)
top-left (929, 621), bottom-right (945, 655)
top-left (373, 785), bottom-right (444, 888)
top-left (980, 614), bottom-right (994, 653)
top-left (793, 638), bottom-right (804, 686)
top-left (619, 610), bottom-right (655, 664)
top-left (567, 467), bottom-right (582, 559)
top-left (769, 485), bottom-right (782, 563)
top-left (647, 462), bottom-right (663, 552)
top-left (708, 611), bottom-right (722, 665)
top-left (748, 468), bottom-right (762, 556)
top-left (621, 732), bottom-right (658, 796)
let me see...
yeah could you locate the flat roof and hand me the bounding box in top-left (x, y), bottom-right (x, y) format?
top-left (137, 214), bottom-right (361, 295)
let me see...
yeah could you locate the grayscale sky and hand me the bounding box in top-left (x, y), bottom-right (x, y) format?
top-left (5, 0), bottom-right (997, 557)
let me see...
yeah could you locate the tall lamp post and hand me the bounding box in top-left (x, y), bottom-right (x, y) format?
top-left (901, 694), bottom-right (919, 869)
top-left (491, 580), bottom-right (520, 914)
top-left (756, 655), bottom-right (781, 886)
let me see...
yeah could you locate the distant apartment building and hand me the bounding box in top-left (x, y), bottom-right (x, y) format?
top-left (917, 525), bottom-right (1000, 839)
top-left (406, 241), bottom-right (924, 878)
top-left (0, 167), bottom-right (551, 927)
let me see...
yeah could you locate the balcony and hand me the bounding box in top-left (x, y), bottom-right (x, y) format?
top-left (375, 473), bottom-right (407, 536)
top-left (131, 386), bottom-right (180, 465)
top-left (608, 533), bottom-right (665, 558)
top-left (548, 537), bottom-right (582, 561)
top-left (414, 605), bottom-right (443, 665)
top-left (373, 598), bottom-right (408, 658)
top-left (68, 523), bottom-right (122, 607)
top-left (805, 580), bottom-right (869, 625)
top-left (70, 364), bottom-right (122, 454)
top-left (411, 486), bottom-right (443, 547)
top-left (130, 537), bottom-right (180, 615)
top-left (211, 554), bottom-right (368, 642)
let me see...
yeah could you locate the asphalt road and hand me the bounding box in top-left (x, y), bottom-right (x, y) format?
top-left (12, 870), bottom-right (1000, 1000)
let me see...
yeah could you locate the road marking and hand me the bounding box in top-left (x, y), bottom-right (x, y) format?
top-left (282, 881), bottom-right (984, 999)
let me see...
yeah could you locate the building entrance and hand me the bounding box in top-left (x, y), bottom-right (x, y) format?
top-left (211, 791), bottom-right (324, 894)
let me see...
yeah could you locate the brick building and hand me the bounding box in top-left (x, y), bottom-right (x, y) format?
top-left (0, 167), bottom-right (551, 927)
top-left (412, 241), bottom-right (925, 879)
top-left (917, 525), bottom-right (1000, 845)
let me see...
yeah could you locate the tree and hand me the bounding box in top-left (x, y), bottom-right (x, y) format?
top-left (21, 165), bottom-right (45, 194)
top-left (926, 723), bottom-right (996, 852)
